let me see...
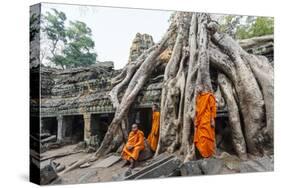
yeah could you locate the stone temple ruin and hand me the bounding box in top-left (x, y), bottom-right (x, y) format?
top-left (29, 31), bottom-right (274, 185)
top-left (29, 4), bottom-right (274, 184)
top-left (37, 33), bottom-right (274, 155)
top-left (38, 33), bottom-right (156, 150)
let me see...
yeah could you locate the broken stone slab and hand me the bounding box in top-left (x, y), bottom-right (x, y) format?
top-left (180, 155), bottom-right (274, 176)
top-left (239, 155), bottom-right (274, 173)
top-left (125, 154), bottom-right (174, 180)
top-left (200, 158), bottom-right (224, 174)
top-left (180, 161), bottom-right (202, 176)
top-left (80, 162), bottom-right (91, 168)
top-left (180, 158), bottom-right (224, 176)
top-left (124, 154), bottom-right (181, 180)
top-left (40, 133), bottom-right (51, 139)
top-left (56, 164), bottom-right (65, 173)
top-left (92, 155), bottom-right (121, 168)
top-left (135, 156), bottom-right (182, 179)
top-left (147, 153), bottom-right (170, 164)
top-left (41, 135), bottom-right (56, 144)
top-left (40, 159), bottom-right (58, 185)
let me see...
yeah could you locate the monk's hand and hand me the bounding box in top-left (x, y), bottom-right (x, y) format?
top-left (127, 146), bottom-right (133, 150)
top-left (211, 119), bottom-right (215, 128)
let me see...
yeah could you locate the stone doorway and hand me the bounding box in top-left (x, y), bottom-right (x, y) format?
top-left (41, 117), bottom-right (58, 136)
top-left (63, 115), bottom-right (84, 144)
top-left (91, 113), bottom-right (114, 144)
top-left (128, 108), bottom-right (153, 138)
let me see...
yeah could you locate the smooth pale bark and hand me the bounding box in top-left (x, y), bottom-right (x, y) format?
top-left (218, 73), bottom-right (247, 159)
top-left (244, 54), bottom-right (274, 149)
top-left (156, 13), bottom-right (188, 154)
top-left (238, 35), bottom-right (273, 49)
top-left (195, 13), bottom-right (212, 90)
top-left (180, 13), bottom-right (198, 158)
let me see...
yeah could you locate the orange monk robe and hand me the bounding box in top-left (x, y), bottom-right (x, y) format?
top-left (194, 92), bottom-right (217, 158)
top-left (121, 130), bottom-right (145, 161)
top-left (147, 111), bottom-right (160, 151)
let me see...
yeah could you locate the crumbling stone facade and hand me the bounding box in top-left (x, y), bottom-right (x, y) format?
top-left (40, 61), bottom-right (163, 144)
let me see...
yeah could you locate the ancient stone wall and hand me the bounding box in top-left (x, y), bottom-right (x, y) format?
top-left (128, 33), bottom-right (154, 63)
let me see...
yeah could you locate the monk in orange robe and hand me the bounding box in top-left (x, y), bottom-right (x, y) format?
top-left (147, 104), bottom-right (160, 152)
top-left (194, 87), bottom-right (217, 158)
top-left (122, 124), bottom-right (145, 169)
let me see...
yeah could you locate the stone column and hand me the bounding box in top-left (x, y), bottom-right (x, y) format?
top-left (83, 113), bottom-right (92, 144)
top-left (57, 115), bottom-right (65, 142)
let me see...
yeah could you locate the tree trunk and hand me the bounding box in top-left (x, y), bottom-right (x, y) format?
top-left (218, 73), bottom-right (247, 159)
top-left (211, 32), bottom-right (266, 155)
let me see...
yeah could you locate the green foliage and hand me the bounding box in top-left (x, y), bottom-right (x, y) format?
top-left (236, 25), bottom-right (250, 39)
top-left (42, 9), bottom-right (97, 69)
top-left (220, 16), bottom-right (274, 40)
top-left (56, 21), bottom-right (97, 68)
top-left (30, 13), bottom-right (40, 41)
top-left (43, 9), bottom-right (67, 51)
top-left (30, 13), bottom-right (40, 64)
top-left (248, 17), bottom-right (274, 37)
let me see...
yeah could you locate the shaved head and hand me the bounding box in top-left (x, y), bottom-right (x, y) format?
top-left (152, 103), bottom-right (158, 111)
top-left (132, 123), bottom-right (138, 132)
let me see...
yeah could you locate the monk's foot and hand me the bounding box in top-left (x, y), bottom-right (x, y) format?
top-left (129, 161), bottom-right (135, 169)
top-left (129, 163), bottom-right (135, 169)
top-left (129, 158), bottom-right (135, 169)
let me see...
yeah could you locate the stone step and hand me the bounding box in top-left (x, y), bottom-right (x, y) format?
top-left (124, 154), bottom-right (181, 180)
top-left (134, 156), bottom-right (181, 179)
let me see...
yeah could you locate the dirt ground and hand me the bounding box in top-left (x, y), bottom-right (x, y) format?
top-left (42, 144), bottom-right (150, 185)
top-left (42, 144), bottom-right (273, 185)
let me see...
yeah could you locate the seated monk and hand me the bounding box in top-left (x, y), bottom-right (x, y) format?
top-left (147, 103), bottom-right (160, 152)
top-left (121, 124), bottom-right (145, 169)
top-left (194, 85), bottom-right (217, 158)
